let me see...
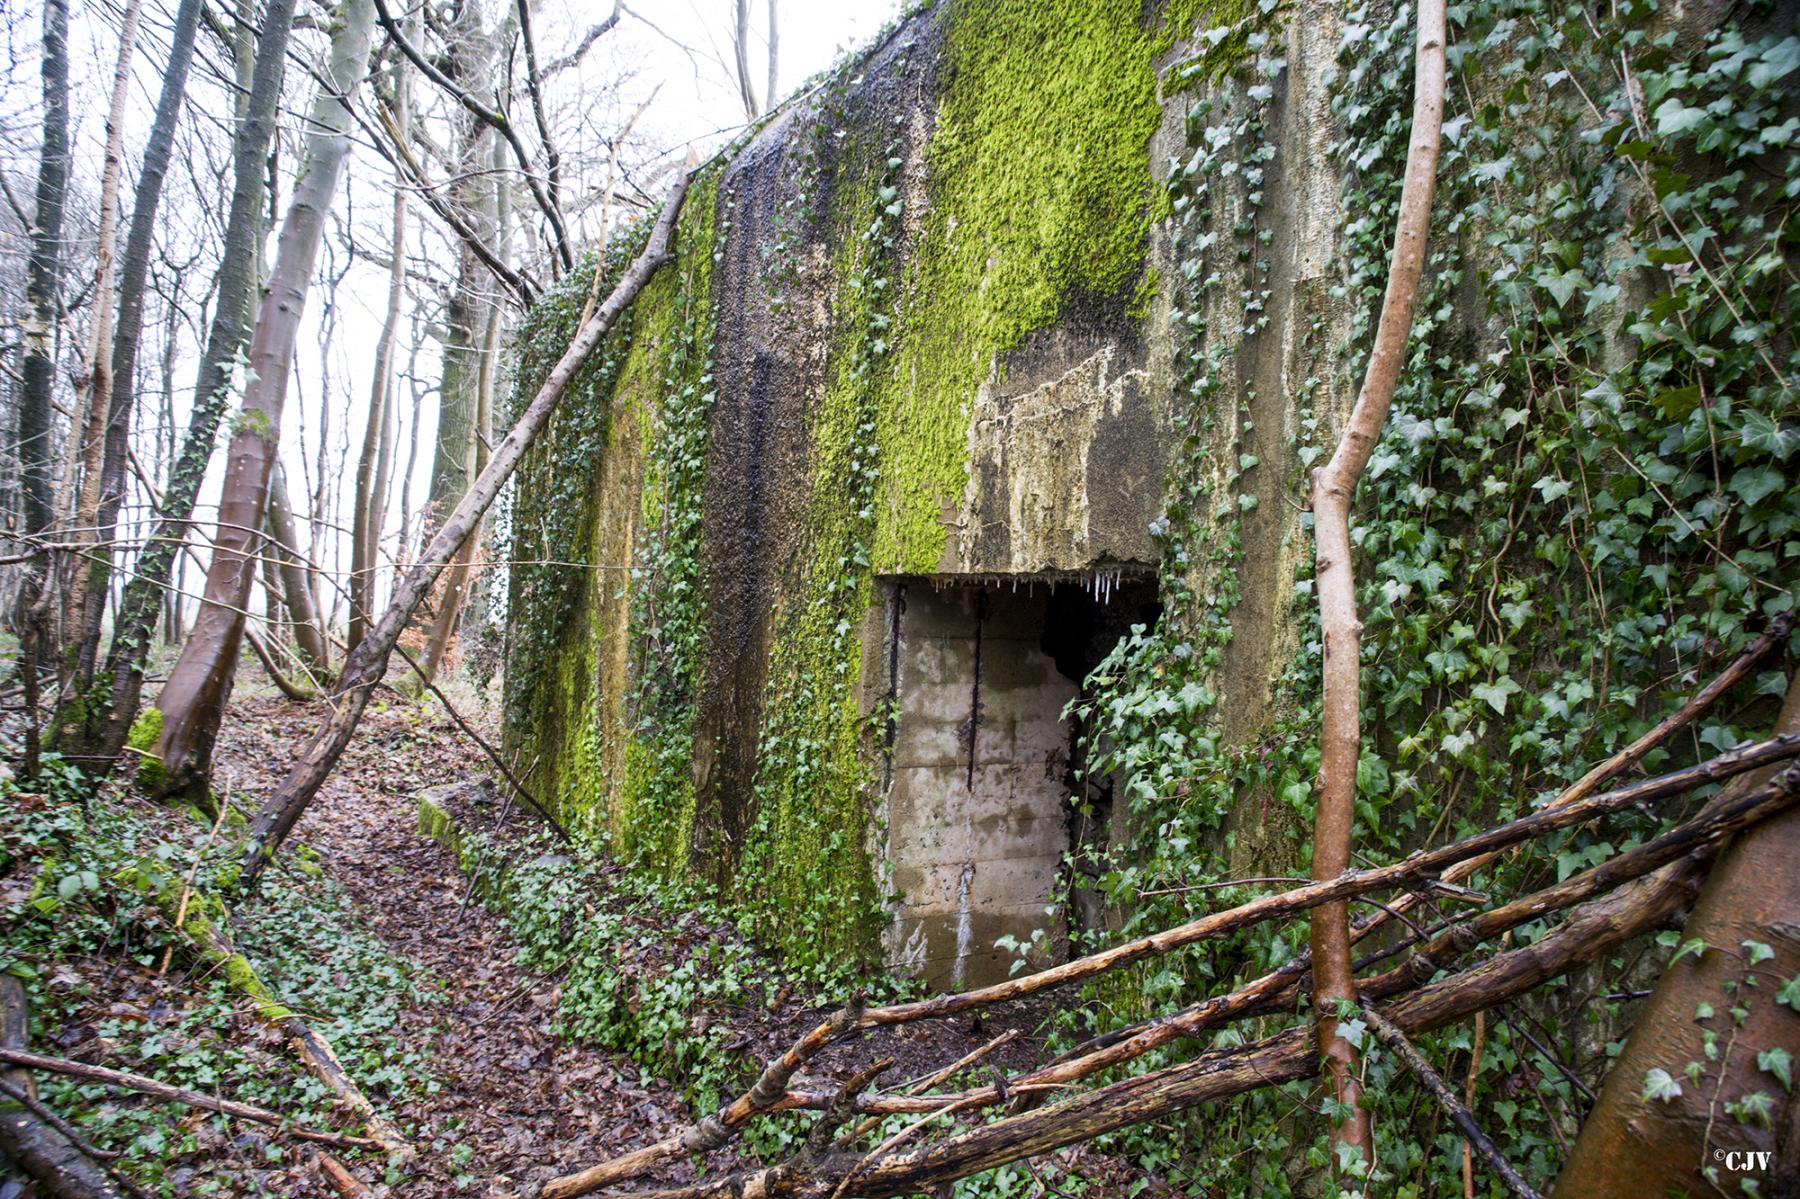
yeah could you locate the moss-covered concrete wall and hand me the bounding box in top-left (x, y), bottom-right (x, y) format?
top-left (503, 0), bottom-right (1799, 993)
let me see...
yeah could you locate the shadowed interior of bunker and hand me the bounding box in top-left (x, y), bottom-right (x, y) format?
top-left (879, 572), bottom-right (1161, 988)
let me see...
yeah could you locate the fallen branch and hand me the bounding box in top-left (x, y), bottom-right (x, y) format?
top-left (0, 977), bottom-right (136, 1199)
top-left (774, 759), bottom-right (1800, 1124)
top-left (175, 906), bottom-right (409, 1153)
top-left (316, 1152), bottom-right (373, 1197)
top-left (543, 739), bottom-right (1796, 1194)
top-left (1360, 1006), bottom-right (1543, 1199)
top-left (241, 164), bottom-right (695, 892)
top-left (568, 853), bottom-right (1703, 1199)
top-left (0, 1047), bottom-right (377, 1149)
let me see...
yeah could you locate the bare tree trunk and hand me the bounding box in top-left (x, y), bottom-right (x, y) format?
top-left (16, 0), bottom-right (69, 544)
top-left (1556, 675), bottom-right (1800, 1196)
top-left (349, 50), bottom-right (409, 656)
top-left (92, 0), bottom-right (299, 758)
top-left (1307, 0), bottom-right (1445, 1171)
top-left (14, 0), bottom-right (71, 781)
top-left (732, 0), bottom-right (759, 120)
top-left (238, 167), bottom-right (694, 889)
top-left (765, 0), bottom-right (777, 113)
top-left (415, 127), bottom-right (507, 685)
top-left (51, 0), bottom-right (141, 578)
top-left (63, 0), bottom-right (204, 714)
top-left (150, 0), bottom-right (376, 798)
top-left (265, 462), bottom-right (329, 674)
top-left (397, 340), bottom-right (424, 560)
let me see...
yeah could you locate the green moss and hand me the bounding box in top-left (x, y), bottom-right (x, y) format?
top-left (735, 127), bottom-right (899, 965)
top-left (613, 170), bottom-right (723, 876)
top-left (230, 407), bottom-right (277, 443)
top-left (125, 706), bottom-right (162, 751)
top-left (869, 0), bottom-right (1181, 572)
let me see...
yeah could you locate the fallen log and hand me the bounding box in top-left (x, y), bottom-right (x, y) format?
top-left (571, 847), bottom-right (1707, 1199)
top-left (176, 903), bottom-right (410, 1153)
top-left (541, 740), bottom-right (1796, 1196)
top-left (0, 976), bottom-right (134, 1199)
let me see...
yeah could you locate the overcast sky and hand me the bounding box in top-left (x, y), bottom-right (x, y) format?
top-left (6, 0), bottom-right (903, 629)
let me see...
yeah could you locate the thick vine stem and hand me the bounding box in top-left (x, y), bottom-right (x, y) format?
top-left (1309, 0), bottom-right (1446, 1164)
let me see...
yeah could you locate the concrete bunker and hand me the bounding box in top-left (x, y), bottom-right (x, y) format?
top-left (880, 571), bottom-right (1160, 988)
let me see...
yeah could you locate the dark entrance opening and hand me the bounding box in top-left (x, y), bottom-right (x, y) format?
top-left (880, 571), bottom-right (1160, 989)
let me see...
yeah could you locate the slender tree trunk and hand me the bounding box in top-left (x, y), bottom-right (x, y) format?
top-left (415, 128), bottom-right (507, 685)
top-left (1556, 675), bottom-right (1800, 1196)
top-left (92, 0), bottom-right (299, 758)
top-left (238, 168), bottom-right (693, 889)
top-left (398, 345), bottom-right (424, 560)
top-left (264, 462), bottom-right (328, 674)
top-left (1307, 0), bottom-right (1445, 1172)
top-left (16, 0), bottom-right (70, 545)
top-left (765, 0), bottom-right (777, 113)
top-left (15, 0), bottom-right (71, 781)
top-left (150, 0), bottom-right (377, 798)
top-left (64, 0), bottom-right (204, 712)
top-left (349, 53), bottom-right (409, 656)
top-left (50, 0), bottom-right (141, 640)
top-left (733, 0), bottom-right (758, 120)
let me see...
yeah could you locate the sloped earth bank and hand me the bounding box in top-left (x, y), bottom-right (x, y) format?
top-left (210, 694), bottom-right (736, 1196)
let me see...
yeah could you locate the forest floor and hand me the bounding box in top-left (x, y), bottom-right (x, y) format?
top-left (4, 682), bottom-right (1149, 1199)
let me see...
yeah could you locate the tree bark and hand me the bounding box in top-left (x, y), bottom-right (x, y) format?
top-left (733, 0), bottom-right (759, 119)
top-left (90, 0), bottom-right (298, 758)
top-left (49, 0), bottom-right (141, 645)
top-left (238, 167), bottom-right (694, 890)
top-left (17, 0), bottom-right (71, 544)
top-left (1307, 0), bottom-right (1445, 1168)
top-left (349, 48), bottom-right (408, 656)
top-left (1556, 673), bottom-right (1800, 1197)
top-left (415, 126), bottom-right (506, 685)
top-left (265, 462), bottom-right (329, 674)
top-left (765, 0), bottom-right (778, 113)
top-left (63, 0), bottom-right (204, 709)
top-left (150, 0), bottom-right (376, 798)
top-left (14, 0), bottom-right (72, 779)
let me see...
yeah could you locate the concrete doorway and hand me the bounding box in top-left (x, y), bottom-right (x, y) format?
top-left (880, 573), bottom-right (1159, 988)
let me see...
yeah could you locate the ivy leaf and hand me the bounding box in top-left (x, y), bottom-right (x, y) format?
top-left (1726, 1090), bottom-right (1775, 1129)
top-left (1736, 410), bottom-right (1799, 460)
top-left (1642, 1067), bottom-right (1683, 1103)
top-left (1743, 940), bottom-right (1775, 966)
top-left (1748, 37), bottom-right (1799, 89)
top-left (1729, 465), bottom-right (1784, 507)
top-left (1472, 675), bottom-right (1522, 714)
top-left (1760, 1047), bottom-right (1794, 1092)
top-left (1671, 937), bottom-right (1709, 966)
top-left (1777, 974), bottom-right (1800, 1012)
top-left (1533, 475), bottom-right (1573, 503)
top-left (1654, 98), bottom-right (1709, 136)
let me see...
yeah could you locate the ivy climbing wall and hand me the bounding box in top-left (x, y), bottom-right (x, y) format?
top-left (502, 12), bottom-right (1799, 1179)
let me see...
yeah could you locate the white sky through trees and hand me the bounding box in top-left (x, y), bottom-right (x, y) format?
top-left (1, 0), bottom-right (898, 631)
